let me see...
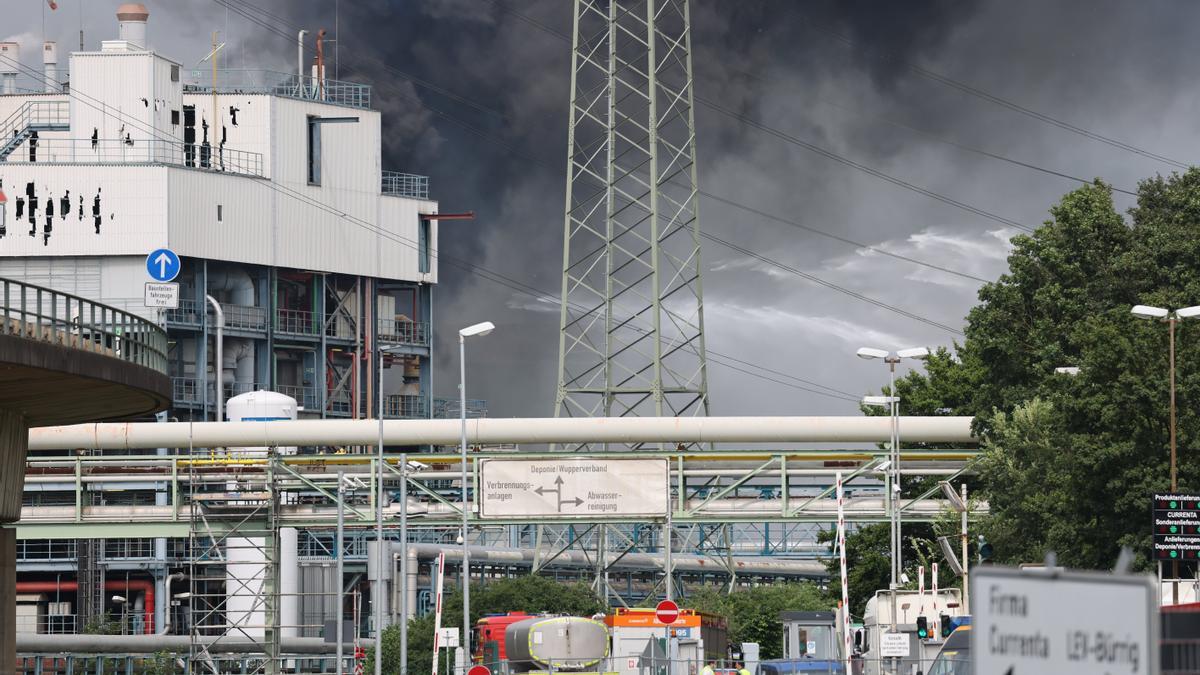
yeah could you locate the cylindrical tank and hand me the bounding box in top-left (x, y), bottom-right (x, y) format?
top-left (42, 42), bottom-right (58, 93)
top-left (226, 390), bottom-right (298, 456)
top-left (504, 616), bottom-right (609, 672)
top-left (0, 42), bottom-right (20, 95)
top-left (116, 3), bottom-right (149, 49)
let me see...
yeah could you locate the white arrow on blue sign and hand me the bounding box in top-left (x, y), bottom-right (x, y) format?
top-left (146, 248), bottom-right (181, 282)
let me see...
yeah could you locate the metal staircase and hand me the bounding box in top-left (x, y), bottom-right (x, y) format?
top-left (0, 100), bottom-right (69, 161)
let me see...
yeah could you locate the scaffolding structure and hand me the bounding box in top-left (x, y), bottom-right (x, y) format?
top-left (187, 450), bottom-right (281, 673)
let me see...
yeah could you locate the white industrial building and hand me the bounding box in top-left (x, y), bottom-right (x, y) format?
top-left (1, 2), bottom-right (473, 639)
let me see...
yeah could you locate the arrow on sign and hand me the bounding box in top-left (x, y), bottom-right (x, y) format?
top-left (154, 252), bottom-right (172, 278)
top-left (534, 476), bottom-right (583, 511)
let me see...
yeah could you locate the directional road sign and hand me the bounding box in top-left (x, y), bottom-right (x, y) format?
top-left (971, 566), bottom-right (1156, 675)
top-left (655, 600), bottom-right (679, 625)
top-left (478, 457), bottom-right (668, 519)
top-left (146, 248), bottom-right (181, 282)
top-left (1152, 493), bottom-right (1200, 561)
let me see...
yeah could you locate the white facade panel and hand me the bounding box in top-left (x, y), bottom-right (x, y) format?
top-left (166, 169), bottom-right (270, 266)
top-left (0, 164), bottom-right (168, 255)
top-left (69, 52), bottom-right (177, 150)
top-left (182, 93), bottom-right (273, 177)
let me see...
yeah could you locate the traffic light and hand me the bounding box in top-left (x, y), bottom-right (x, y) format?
top-left (917, 616), bottom-right (929, 639)
top-left (977, 535), bottom-right (994, 563)
top-left (940, 614), bottom-right (952, 638)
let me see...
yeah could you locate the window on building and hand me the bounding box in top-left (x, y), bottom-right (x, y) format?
top-left (217, 204), bottom-right (223, 222)
top-left (418, 218), bottom-right (431, 274)
top-left (170, 64), bottom-right (180, 82)
top-left (306, 116), bottom-right (322, 185)
top-left (170, 109), bottom-right (180, 126)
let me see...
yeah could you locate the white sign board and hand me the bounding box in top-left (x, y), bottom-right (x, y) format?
top-left (879, 632), bottom-right (910, 658)
top-left (438, 627), bottom-right (459, 648)
top-left (478, 457), bottom-right (668, 518)
top-left (144, 282), bottom-right (180, 309)
top-left (972, 567), bottom-right (1156, 675)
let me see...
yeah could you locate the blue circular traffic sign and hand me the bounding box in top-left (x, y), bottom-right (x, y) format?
top-left (146, 248), bottom-right (181, 282)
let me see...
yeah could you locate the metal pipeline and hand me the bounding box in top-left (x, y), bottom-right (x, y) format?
top-left (16, 634), bottom-right (363, 654)
top-left (28, 415), bottom-right (975, 450)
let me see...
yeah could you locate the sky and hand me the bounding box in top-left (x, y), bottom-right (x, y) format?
top-left (6, 0), bottom-right (1197, 419)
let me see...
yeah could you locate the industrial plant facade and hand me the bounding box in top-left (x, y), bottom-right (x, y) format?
top-left (1, 7), bottom-right (456, 636)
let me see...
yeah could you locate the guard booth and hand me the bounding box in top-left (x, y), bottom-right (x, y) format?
top-left (780, 611), bottom-right (839, 661)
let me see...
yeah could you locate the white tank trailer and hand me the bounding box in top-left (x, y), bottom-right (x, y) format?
top-left (223, 391), bottom-right (300, 639)
top-left (504, 616), bottom-right (610, 672)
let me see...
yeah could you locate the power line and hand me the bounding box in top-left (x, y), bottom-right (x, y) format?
top-left (212, 0), bottom-right (1002, 286)
top-left (809, 23), bottom-right (1190, 170)
top-left (0, 52), bottom-right (864, 404)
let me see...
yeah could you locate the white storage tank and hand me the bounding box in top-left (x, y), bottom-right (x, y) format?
top-left (0, 43), bottom-right (19, 95)
top-left (223, 391), bottom-right (300, 639)
top-left (225, 390), bottom-right (298, 456)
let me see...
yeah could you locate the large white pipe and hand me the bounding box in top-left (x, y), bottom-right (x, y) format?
top-left (42, 42), bottom-right (58, 93)
top-left (27, 416), bottom-right (974, 450)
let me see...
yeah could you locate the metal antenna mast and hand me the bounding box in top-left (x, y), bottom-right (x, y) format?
top-left (555, 0), bottom-right (710, 432)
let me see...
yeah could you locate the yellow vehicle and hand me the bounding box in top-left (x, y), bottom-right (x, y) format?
top-left (926, 625), bottom-right (970, 675)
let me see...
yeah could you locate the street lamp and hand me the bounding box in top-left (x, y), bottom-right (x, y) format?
top-left (1130, 305), bottom-right (1200, 491)
top-left (856, 346), bottom-right (930, 593)
top-left (459, 321), bottom-right (494, 660)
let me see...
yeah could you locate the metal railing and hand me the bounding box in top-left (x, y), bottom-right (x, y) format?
top-left (0, 100), bottom-right (69, 160)
top-left (382, 394), bottom-right (427, 419)
top-left (433, 397), bottom-right (487, 419)
top-left (15, 539), bottom-right (76, 562)
top-left (171, 377), bottom-right (267, 408)
top-left (377, 318), bottom-right (429, 346)
top-left (184, 68), bottom-right (372, 109)
top-left (165, 299), bottom-right (273, 333)
top-left (0, 277), bottom-right (168, 374)
top-left (3, 137), bottom-right (265, 177)
top-left (382, 170), bottom-right (430, 199)
top-left (276, 308), bottom-right (320, 336)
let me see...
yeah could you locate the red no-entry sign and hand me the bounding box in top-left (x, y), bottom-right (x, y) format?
top-left (468, 666), bottom-right (491, 675)
top-left (656, 599), bottom-right (680, 624)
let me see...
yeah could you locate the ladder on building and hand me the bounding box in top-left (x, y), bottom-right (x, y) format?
top-left (187, 449), bottom-right (282, 674)
top-left (76, 538), bottom-right (105, 632)
top-left (0, 100), bottom-right (69, 161)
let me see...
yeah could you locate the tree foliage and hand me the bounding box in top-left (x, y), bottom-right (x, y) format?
top-left (844, 172), bottom-right (1200, 581)
top-left (687, 583), bottom-right (828, 660)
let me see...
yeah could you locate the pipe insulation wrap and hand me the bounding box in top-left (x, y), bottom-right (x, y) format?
top-left (28, 416), bottom-right (976, 450)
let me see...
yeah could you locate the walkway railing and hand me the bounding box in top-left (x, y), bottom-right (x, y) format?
top-left (3, 137), bottom-right (265, 177)
top-left (381, 170), bottom-right (429, 199)
top-left (184, 69), bottom-right (371, 110)
top-left (0, 277), bottom-right (168, 374)
top-left (377, 318), bottom-right (429, 346)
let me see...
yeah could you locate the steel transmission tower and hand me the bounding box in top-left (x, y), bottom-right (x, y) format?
top-left (555, 0), bottom-right (710, 428)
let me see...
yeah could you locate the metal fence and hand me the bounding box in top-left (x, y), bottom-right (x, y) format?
top-left (382, 170), bottom-right (430, 199)
top-left (378, 318), bottom-right (430, 346)
top-left (184, 68), bottom-right (372, 109)
top-left (4, 137), bottom-right (265, 177)
top-left (433, 397), bottom-right (487, 419)
top-left (0, 277), bottom-right (168, 374)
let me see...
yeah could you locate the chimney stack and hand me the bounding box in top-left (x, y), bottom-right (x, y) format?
top-left (116, 3), bottom-right (150, 50)
top-left (42, 42), bottom-right (59, 93)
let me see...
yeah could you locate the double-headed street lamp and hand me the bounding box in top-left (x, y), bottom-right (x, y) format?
top-left (1131, 305), bottom-right (1200, 491)
top-left (459, 321), bottom-right (495, 660)
top-left (857, 346), bottom-right (929, 593)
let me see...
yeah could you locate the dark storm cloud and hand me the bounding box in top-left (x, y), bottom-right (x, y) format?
top-left (10, 1), bottom-right (1192, 418)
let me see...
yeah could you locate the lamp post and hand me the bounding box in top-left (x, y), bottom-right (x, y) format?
top-left (1132, 304), bottom-right (1200, 605)
top-left (459, 321), bottom-right (495, 664)
top-left (856, 346), bottom-right (929, 592)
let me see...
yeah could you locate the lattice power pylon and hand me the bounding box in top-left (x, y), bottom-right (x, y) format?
top-left (555, 0), bottom-right (710, 428)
